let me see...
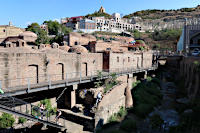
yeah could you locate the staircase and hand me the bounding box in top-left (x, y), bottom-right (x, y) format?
top-left (0, 95), bottom-right (65, 129)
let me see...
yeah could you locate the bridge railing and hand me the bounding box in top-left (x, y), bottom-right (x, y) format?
top-left (0, 95), bottom-right (65, 127)
top-left (151, 50), bottom-right (187, 57)
top-left (0, 64), bottom-right (158, 93)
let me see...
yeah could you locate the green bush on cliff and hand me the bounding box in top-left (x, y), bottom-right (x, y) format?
top-left (18, 117), bottom-right (27, 123)
top-left (0, 113), bottom-right (15, 128)
top-left (108, 106), bottom-right (127, 123)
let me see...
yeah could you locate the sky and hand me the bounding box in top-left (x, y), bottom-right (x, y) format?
top-left (0, 0), bottom-right (199, 28)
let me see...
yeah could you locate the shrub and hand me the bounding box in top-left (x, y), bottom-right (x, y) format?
top-left (120, 117), bottom-right (137, 132)
top-left (77, 30), bottom-right (83, 33)
top-left (135, 103), bottom-right (153, 118)
top-left (133, 81), bottom-right (163, 118)
top-left (149, 113), bottom-right (164, 130)
top-left (0, 113), bottom-right (15, 128)
top-left (147, 76), bottom-right (152, 82)
top-left (18, 117), bottom-right (27, 124)
top-left (136, 40), bottom-right (145, 44)
top-left (108, 115), bottom-right (119, 123)
top-left (132, 80), bottom-right (141, 89)
top-left (117, 106), bottom-right (127, 118)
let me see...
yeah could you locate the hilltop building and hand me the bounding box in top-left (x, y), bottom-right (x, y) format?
top-left (98, 6), bottom-right (105, 13)
top-left (61, 7), bottom-right (142, 33)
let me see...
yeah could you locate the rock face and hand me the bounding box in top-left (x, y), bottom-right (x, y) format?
top-left (137, 17), bottom-right (200, 31)
top-left (125, 85), bottom-right (133, 108)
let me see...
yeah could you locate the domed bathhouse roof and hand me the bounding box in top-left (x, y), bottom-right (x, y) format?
top-left (69, 45), bottom-right (88, 53)
top-left (19, 31), bottom-right (37, 38)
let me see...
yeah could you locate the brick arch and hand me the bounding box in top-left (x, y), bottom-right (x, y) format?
top-left (82, 62), bottom-right (88, 76)
top-left (56, 63), bottom-right (64, 80)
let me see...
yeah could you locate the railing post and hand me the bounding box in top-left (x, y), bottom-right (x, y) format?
top-left (80, 72), bottom-right (81, 83)
top-left (28, 77), bottom-right (30, 93)
top-left (12, 97), bottom-right (14, 109)
top-left (66, 73), bottom-right (68, 86)
top-left (109, 69), bottom-right (110, 78)
top-left (91, 71), bottom-right (93, 81)
top-left (101, 72), bottom-right (102, 80)
top-left (26, 104), bottom-right (28, 114)
top-left (37, 107), bottom-right (39, 119)
top-left (49, 76), bottom-right (51, 89)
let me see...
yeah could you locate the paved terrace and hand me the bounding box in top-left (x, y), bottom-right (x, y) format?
top-left (1, 65), bottom-right (158, 96)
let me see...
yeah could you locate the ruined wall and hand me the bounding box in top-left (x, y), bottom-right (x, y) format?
top-left (0, 52), bottom-right (102, 91)
top-left (94, 82), bottom-right (127, 128)
top-left (180, 56), bottom-right (200, 99)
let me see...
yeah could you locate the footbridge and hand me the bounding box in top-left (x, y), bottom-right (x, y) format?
top-left (1, 65), bottom-right (158, 96)
top-left (0, 65), bottom-right (158, 131)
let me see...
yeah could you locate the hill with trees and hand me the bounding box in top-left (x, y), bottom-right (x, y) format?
top-left (123, 5), bottom-right (200, 20)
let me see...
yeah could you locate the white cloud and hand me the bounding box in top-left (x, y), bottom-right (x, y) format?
top-left (25, 22), bottom-right (33, 26)
top-left (53, 18), bottom-right (60, 22)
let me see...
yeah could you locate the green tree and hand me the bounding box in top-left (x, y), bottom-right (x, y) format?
top-left (27, 23), bottom-right (41, 34)
top-left (35, 29), bottom-right (50, 44)
top-left (43, 20), bottom-right (60, 35)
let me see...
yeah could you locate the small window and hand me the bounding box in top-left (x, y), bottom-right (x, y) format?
top-left (107, 48), bottom-right (111, 50)
top-left (117, 57), bottom-right (119, 62)
top-left (3, 29), bottom-right (5, 32)
top-left (128, 57), bottom-right (130, 62)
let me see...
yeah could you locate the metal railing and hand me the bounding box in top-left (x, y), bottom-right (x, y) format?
top-left (151, 50), bottom-right (187, 57)
top-left (0, 95), bottom-right (65, 128)
top-left (0, 64), bottom-right (158, 93)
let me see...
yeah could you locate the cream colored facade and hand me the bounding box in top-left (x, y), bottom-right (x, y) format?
top-left (0, 23), bottom-right (24, 43)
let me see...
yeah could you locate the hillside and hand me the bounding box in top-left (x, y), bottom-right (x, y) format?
top-left (123, 5), bottom-right (200, 21)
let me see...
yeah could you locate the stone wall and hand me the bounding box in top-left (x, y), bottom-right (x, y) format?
top-left (94, 82), bottom-right (127, 128)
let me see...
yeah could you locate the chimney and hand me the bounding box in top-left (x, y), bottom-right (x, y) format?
top-left (9, 22), bottom-right (11, 26)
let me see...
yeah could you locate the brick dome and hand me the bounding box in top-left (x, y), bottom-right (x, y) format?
top-left (69, 45), bottom-right (88, 53)
top-left (19, 31), bottom-right (37, 38)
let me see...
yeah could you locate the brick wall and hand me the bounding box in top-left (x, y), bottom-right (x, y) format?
top-left (109, 52), bottom-right (143, 71)
top-left (0, 52), bottom-right (102, 90)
